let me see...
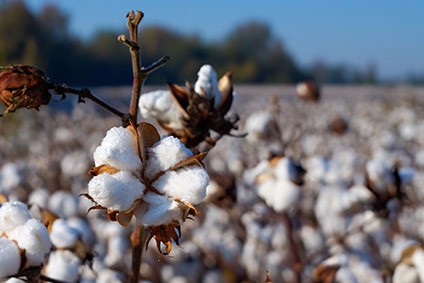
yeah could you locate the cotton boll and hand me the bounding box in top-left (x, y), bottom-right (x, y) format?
top-left (8, 219), bottom-right (51, 267)
top-left (257, 178), bottom-right (300, 213)
top-left (28, 188), bottom-right (49, 208)
top-left (0, 238), bottom-right (20, 278)
top-left (45, 250), bottom-right (81, 283)
top-left (153, 166), bottom-right (209, 204)
top-left (61, 150), bottom-right (90, 177)
top-left (48, 191), bottom-right (79, 219)
top-left (194, 64), bottom-right (221, 108)
top-left (411, 249), bottom-right (424, 281)
top-left (244, 111), bottom-right (274, 143)
top-left (0, 201), bottom-right (31, 233)
top-left (93, 127), bottom-right (141, 172)
top-left (66, 217), bottom-right (95, 246)
top-left (88, 171), bottom-right (145, 211)
top-left (104, 236), bottom-right (130, 267)
top-left (138, 90), bottom-right (185, 130)
top-left (366, 159), bottom-right (394, 194)
top-left (145, 136), bottom-right (193, 179)
top-left (50, 219), bottom-right (80, 249)
top-left (393, 262), bottom-right (419, 283)
top-left (0, 163), bottom-right (22, 194)
top-left (96, 269), bottom-right (125, 283)
top-left (136, 193), bottom-right (182, 226)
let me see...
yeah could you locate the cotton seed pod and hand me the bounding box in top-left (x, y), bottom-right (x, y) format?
top-left (0, 65), bottom-right (51, 115)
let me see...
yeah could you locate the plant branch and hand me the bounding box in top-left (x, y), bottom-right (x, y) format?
top-left (119, 10), bottom-right (169, 127)
top-left (49, 83), bottom-right (126, 120)
top-left (130, 224), bottom-right (148, 283)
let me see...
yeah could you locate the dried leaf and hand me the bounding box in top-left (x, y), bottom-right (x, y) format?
top-left (89, 164), bottom-right (120, 176)
top-left (132, 122), bottom-right (160, 165)
top-left (116, 210), bottom-right (134, 227)
top-left (167, 82), bottom-right (190, 116)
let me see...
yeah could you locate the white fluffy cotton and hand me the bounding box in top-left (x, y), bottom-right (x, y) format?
top-left (244, 111), bottom-right (273, 143)
top-left (50, 219), bottom-right (80, 249)
top-left (88, 171), bottom-right (145, 211)
top-left (257, 178), bottom-right (300, 213)
top-left (48, 191), bottom-right (79, 219)
top-left (45, 250), bottom-right (81, 283)
top-left (61, 150), bottom-right (90, 177)
top-left (194, 64), bottom-right (222, 108)
top-left (138, 90), bottom-right (185, 130)
top-left (0, 238), bottom-right (20, 278)
top-left (93, 127), bottom-right (141, 172)
top-left (8, 219), bottom-right (51, 267)
top-left (0, 163), bottom-right (22, 193)
top-left (136, 193), bottom-right (182, 226)
top-left (0, 201), bottom-right (31, 233)
top-left (145, 136), bottom-right (193, 179)
top-left (366, 159), bottom-right (394, 194)
top-left (153, 166), bottom-right (209, 204)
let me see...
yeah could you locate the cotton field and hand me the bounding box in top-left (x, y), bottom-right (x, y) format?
top-left (1, 73), bottom-right (424, 282)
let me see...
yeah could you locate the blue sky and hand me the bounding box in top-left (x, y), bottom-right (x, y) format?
top-left (25, 0), bottom-right (424, 79)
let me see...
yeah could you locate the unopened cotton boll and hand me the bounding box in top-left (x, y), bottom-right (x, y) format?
top-left (93, 126), bottom-right (141, 172)
top-left (45, 250), bottom-right (81, 283)
top-left (88, 171), bottom-right (145, 211)
top-left (50, 219), bottom-right (80, 249)
top-left (0, 238), bottom-right (20, 278)
top-left (0, 201), bottom-right (31, 233)
top-left (194, 64), bottom-right (221, 108)
top-left (145, 136), bottom-right (193, 179)
top-left (153, 166), bottom-right (209, 204)
top-left (8, 219), bottom-right (51, 267)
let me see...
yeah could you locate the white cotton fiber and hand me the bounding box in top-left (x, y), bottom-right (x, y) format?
top-left (66, 217), bottom-right (95, 246)
top-left (244, 111), bottom-right (273, 143)
top-left (50, 219), bottom-right (80, 249)
top-left (258, 178), bottom-right (300, 213)
top-left (61, 150), bottom-right (89, 177)
top-left (48, 191), bottom-right (79, 219)
top-left (0, 201), bottom-right (31, 233)
top-left (138, 90), bottom-right (185, 130)
top-left (0, 238), bottom-right (20, 278)
top-left (88, 171), bottom-right (145, 211)
top-left (194, 64), bottom-right (222, 108)
top-left (45, 250), bottom-right (81, 283)
top-left (0, 163), bottom-right (22, 193)
top-left (145, 136), bottom-right (193, 179)
top-left (136, 193), bottom-right (182, 226)
top-left (93, 127), bottom-right (141, 172)
top-left (153, 166), bottom-right (209, 204)
top-left (8, 219), bottom-right (51, 267)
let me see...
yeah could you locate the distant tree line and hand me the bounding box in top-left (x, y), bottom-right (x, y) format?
top-left (2, 1), bottom-right (416, 86)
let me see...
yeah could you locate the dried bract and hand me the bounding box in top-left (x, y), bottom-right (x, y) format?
top-left (0, 65), bottom-right (51, 115)
top-left (296, 81), bottom-right (320, 102)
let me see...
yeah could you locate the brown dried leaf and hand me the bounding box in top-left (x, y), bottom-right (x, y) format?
top-left (167, 82), bottom-right (190, 117)
top-left (89, 164), bottom-right (120, 176)
top-left (116, 210), bottom-right (134, 227)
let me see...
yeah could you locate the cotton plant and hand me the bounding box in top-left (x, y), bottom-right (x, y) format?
top-left (84, 122), bottom-right (210, 254)
top-left (139, 64), bottom-right (241, 148)
top-left (0, 201), bottom-right (51, 281)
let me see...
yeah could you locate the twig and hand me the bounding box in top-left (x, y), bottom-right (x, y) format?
top-left (49, 83), bottom-right (126, 120)
top-left (130, 223), bottom-right (148, 283)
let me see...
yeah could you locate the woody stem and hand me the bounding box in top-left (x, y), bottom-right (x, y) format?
top-left (130, 224), bottom-right (148, 283)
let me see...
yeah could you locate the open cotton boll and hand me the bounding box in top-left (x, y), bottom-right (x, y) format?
top-left (366, 159), bottom-right (394, 193)
top-left (8, 219), bottom-right (51, 267)
top-left (138, 90), bottom-right (185, 130)
top-left (258, 178), bottom-right (300, 213)
top-left (393, 263), bottom-right (419, 283)
top-left (244, 111), bottom-right (273, 143)
top-left (0, 163), bottom-right (22, 194)
top-left (0, 201), bottom-right (31, 233)
top-left (61, 150), bottom-right (90, 177)
top-left (45, 250), bottom-right (81, 283)
top-left (28, 188), bottom-right (49, 208)
top-left (145, 136), bottom-right (193, 179)
top-left (104, 236), bottom-right (129, 267)
top-left (153, 166), bottom-right (209, 204)
top-left (66, 217), bottom-right (95, 246)
top-left (88, 171), bottom-right (145, 211)
top-left (0, 238), bottom-right (20, 278)
top-left (50, 219), bottom-right (80, 249)
top-left (194, 64), bottom-right (221, 108)
top-left (136, 193), bottom-right (182, 226)
top-left (93, 127), bottom-right (141, 172)
top-left (48, 191), bottom-right (79, 219)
